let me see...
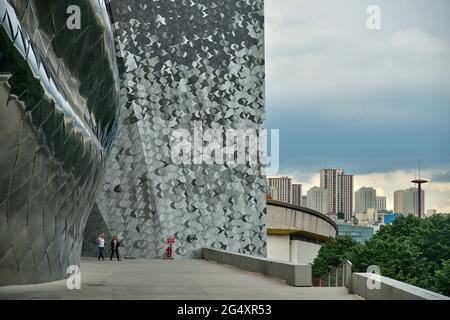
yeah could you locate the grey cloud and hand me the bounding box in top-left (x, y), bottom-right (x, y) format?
top-left (431, 171), bottom-right (450, 183)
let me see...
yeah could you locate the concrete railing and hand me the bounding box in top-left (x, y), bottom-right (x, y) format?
top-left (350, 273), bottom-right (450, 300)
top-left (202, 248), bottom-right (312, 287)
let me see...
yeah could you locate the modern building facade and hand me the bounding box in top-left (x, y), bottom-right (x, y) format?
top-left (355, 187), bottom-right (377, 214)
top-left (268, 186), bottom-right (279, 201)
top-left (267, 177), bottom-right (292, 204)
top-left (383, 213), bottom-right (399, 224)
top-left (394, 188), bottom-right (425, 216)
top-left (404, 187), bottom-right (425, 216)
top-left (301, 195), bottom-right (308, 207)
top-left (339, 173), bottom-right (354, 221)
top-left (337, 224), bottom-right (374, 244)
top-left (320, 168), bottom-right (353, 221)
top-left (320, 168), bottom-right (342, 217)
top-left (306, 187), bottom-right (328, 215)
top-left (354, 208), bottom-right (378, 226)
top-left (394, 190), bottom-right (404, 213)
top-left (266, 200), bottom-right (337, 264)
top-left (0, 0), bottom-right (121, 285)
top-left (291, 184), bottom-right (302, 206)
top-left (376, 196), bottom-right (387, 212)
top-left (83, 0), bottom-right (267, 259)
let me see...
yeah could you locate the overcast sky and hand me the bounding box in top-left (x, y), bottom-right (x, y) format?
top-left (265, 0), bottom-right (450, 212)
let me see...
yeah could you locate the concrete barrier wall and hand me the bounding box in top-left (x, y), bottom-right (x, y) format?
top-left (202, 248), bottom-right (312, 287)
top-left (351, 273), bottom-right (450, 300)
top-left (267, 235), bottom-right (290, 262)
top-left (290, 240), bottom-right (322, 265)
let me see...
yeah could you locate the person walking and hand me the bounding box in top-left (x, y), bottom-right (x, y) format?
top-left (97, 233), bottom-right (106, 261)
top-left (110, 235), bottom-right (121, 261)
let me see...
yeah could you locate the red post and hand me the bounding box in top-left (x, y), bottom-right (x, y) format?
top-left (165, 236), bottom-right (175, 259)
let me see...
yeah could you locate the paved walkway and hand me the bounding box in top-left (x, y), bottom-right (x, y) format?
top-left (0, 258), bottom-right (360, 300)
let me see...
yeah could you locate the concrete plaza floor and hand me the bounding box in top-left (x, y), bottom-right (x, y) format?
top-left (0, 258), bottom-right (361, 300)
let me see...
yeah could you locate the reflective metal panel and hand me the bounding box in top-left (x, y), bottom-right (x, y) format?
top-left (0, 0), bottom-right (120, 285)
top-left (87, 0), bottom-right (267, 259)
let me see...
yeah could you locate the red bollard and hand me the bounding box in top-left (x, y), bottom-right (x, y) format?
top-left (164, 236), bottom-right (175, 259)
top-left (165, 246), bottom-right (172, 258)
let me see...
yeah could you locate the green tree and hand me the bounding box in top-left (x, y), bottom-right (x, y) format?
top-left (435, 259), bottom-right (450, 296)
top-left (312, 236), bottom-right (361, 279)
top-left (313, 214), bottom-right (450, 295)
top-left (352, 215), bottom-right (450, 294)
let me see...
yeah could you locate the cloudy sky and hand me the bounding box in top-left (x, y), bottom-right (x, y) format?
top-left (265, 0), bottom-right (450, 212)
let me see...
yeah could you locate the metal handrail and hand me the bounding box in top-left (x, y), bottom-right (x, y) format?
top-left (314, 260), bottom-right (352, 289)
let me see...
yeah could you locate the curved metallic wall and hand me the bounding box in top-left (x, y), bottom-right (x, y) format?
top-left (0, 0), bottom-right (120, 285)
top-left (86, 0), bottom-right (266, 259)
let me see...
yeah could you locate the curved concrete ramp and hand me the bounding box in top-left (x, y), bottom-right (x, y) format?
top-left (267, 200), bottom-right (337, 241)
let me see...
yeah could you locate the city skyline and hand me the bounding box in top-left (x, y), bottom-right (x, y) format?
top-left (267, 166), bottom-right (442, 215)
top-left (273, 168), bottom-right (444, 213)
top-left (265, 0), bottom-right (450, 213)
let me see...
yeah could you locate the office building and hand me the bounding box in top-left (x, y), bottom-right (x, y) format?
top-left (291, 184), bottom-right (302, 206)
top-left (355, 187), bottom-right (377, 214)
top-left (320, 168), bottom-right (342, 216)
top-left (394, 190), bottom-right (404, 213)
top-left (384, 214), bottom-right (399, 224)
top-left (337, 224), bottom-right (374, 244)
top-left (376, 196), bottom-right (387, 212)
top-left (320, 168), bottom-right (353, 221)
top-left (267, 177), bottom-right (292, 204)
top-left (307, 187), bottom-right (328, 215)
top-left (394, 188), bottom-right (425, 216)
top-left (301, 195), bottom-right (308, 207)
top-left (268, 186), bottom-right (279, 201)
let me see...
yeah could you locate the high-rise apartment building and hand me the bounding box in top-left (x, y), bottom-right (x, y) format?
top-left (320, 168), bottom-right (343, 216)
top-left (404, 187), bottom-right (425, 216)
top-left (340, 174), bottom-right (354, 221)
top-left (306, 187), bottom-right (328, 215)
top-left (320, 168), bottom-right (353, 221)
top-left (376, 196), bottom-right (387, 212)
top-left (394, 190), bottom-right (404, 213)
top-left (301, 195), bottom-right (308, 207)
top-left (355, 187), bottom-right (377, 214)
top-left (268, 186), bottom-right (279, 201)
top-left (394, 188), bottom-right (425, 216)
top-left (291, 184), bottom-right (302, 206)
top-left (267, 176), bottom-right (292, 204)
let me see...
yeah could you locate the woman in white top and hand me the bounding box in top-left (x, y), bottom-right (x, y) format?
top-left (97, 233), bottom-right (106, 261)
